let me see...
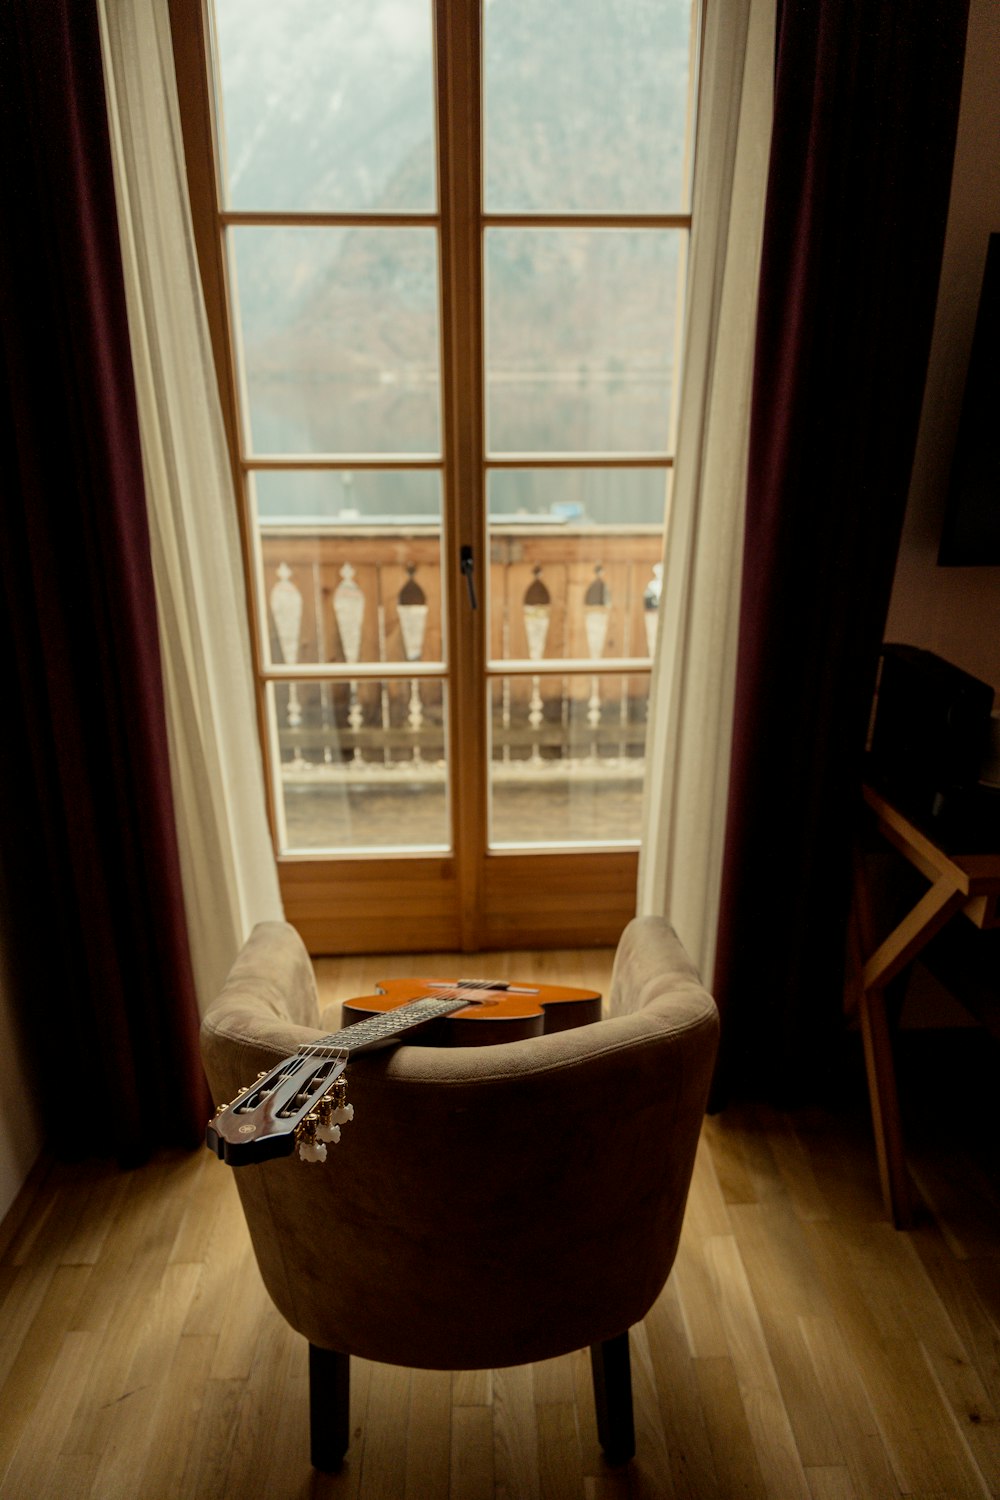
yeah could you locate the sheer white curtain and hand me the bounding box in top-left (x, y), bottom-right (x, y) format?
top-left (98, 0), bottom-right (283, 1013)
top-left (637, 0), bottom-right (774, 978)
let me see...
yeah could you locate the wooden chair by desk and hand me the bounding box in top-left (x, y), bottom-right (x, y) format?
top-left (853, 785), bottom-right (1000, 1227)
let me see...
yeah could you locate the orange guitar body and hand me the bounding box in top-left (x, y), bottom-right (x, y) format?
top-left (341, 976), bottom-right (602, 1047)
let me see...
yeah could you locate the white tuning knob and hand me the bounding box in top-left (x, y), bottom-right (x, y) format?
top-left (316, 1123), bottom-right (341, 1144)
top-left (298, 1140), bottom-right (328, 1163)
top-left (331, 1103), bottom-right (354, 1125)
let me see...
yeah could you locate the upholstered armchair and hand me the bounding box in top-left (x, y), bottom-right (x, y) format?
top-left (200, 915), bottom-right (718, 1470)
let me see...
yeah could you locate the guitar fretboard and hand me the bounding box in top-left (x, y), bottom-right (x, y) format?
top-left (299, 993), bottom-right (479, 1059)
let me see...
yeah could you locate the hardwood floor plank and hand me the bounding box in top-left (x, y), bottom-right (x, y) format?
top-left (241, 1318), bottom-right (315, 1497)
top-left (209, 1239), bottom-right (272, 1380)
top-left (918, 1341), bottom-right (1000, 1499)
top-left (493, 1362), bottom-right (540, 1500)
top-left (451, 1406), bottom-right (495, 1500)
top-left (454, 1369), bottom-right (493, 1406)
top-left (533, 1352), bottom-right (576, 1405)
top-left (693, 1355), bottom-right (768, 1500)
top-left (536, 1400), bottom-right (583, 1500)
top-left (356, 1361), bottom-right (411, 1500)
top-left (759, 1109), bottom-right (833, 1225)
top-left (704, 1234), bottom-right (812, 1500)
top-left (571, 1345), bottom-right (603, 1479)
top-left (135, 1332), bottom-right (217, 1498)
top-left (0, 1330), bottom-right (95, 1499)
top-left (797, 1314), bottom-right (901, 1500)
top-left (58, 1168), bottom-right (131, 1268)
top-left (908, 1149), bottom-right (1000, 1262)
top-left (582, 1477), bottom-right (630, 1499)
top-left (803, 1465), bottom-right (858, 1500)
top-left (727, 1203), bottom-right (841, 1468)
top-left (404, 1367), bottom-right (452, 1500)
top-left (626, 1322), bottom-right (676, 1499)
top-left (909, 1226), bottom-right (1000, 1412)
top-left (0, 1266), bottom-right (92, 1476)
top-left (0, 1158), bottom-right (53, 1265)
top-left (642, 1280), bottom-right (720, 1500)
top-left (701, 1114), bottom-right (758, 1208)
top-left (176, 1376), bottom-right (246, 1499)
top-left (4, 1170), bottom-right (64, 1270)
top-left (0, 1265), bottom-right (59, 1392)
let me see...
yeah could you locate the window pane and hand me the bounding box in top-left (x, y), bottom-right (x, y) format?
top-left (259, 499), bottom-right (444, 669)
top-left (484, 0), bottom-right (692, 214)
top-left (231, 227), bottom-right (441, 455)
top-left (485, 229), bottom-right (680, 454)
top-left (270, 678), bottom-right (449, 852)
top-left (488, 467), bottom-right (667, 527)
top-left (489, 674), bottom-right (649, 845)
top-left (213, 0), bottom-right (436, 212)
top-left (254, 469), bottom-right (441, 524)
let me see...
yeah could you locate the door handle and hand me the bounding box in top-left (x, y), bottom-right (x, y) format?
top-left (459, 545), bottom-right (477, 609)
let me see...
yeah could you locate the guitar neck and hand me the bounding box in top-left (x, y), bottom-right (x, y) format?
top-left (307, 993), bottom-right (475, 1057)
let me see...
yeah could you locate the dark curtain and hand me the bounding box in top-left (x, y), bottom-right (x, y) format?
top-left (0, 0), bottom-right (210, 1160)
top-left (712, 0), bottom-right (970, 1101)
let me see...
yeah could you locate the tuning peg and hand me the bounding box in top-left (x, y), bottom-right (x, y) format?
top-left (298, 1139), bottom-right (328, 1163)
top-left (322, 1079), bottom-right (354, 1127)
top-left (295, 1114), bottom-right (328, 1163)
top-left (319, 1087), bottom-right (353, 1131)
top-left (316, 1122), bottom-right (341, 1145)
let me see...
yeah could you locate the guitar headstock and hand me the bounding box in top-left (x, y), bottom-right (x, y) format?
top-left (206, 1049), bottom-right (352, 1166)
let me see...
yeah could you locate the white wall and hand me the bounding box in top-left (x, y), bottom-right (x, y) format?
top-left (0, 927), bottom-right (44, 1229)
top-left (884, 0), bottom-right (1000, 692)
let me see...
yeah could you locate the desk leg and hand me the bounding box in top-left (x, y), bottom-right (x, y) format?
top-left (854, 867), bottom-right (966, 1227)
top-left (858, 983), bottom-right (912, 1228)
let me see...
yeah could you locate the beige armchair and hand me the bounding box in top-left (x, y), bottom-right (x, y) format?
top-left (200, 915), bottom-right (718, 1470)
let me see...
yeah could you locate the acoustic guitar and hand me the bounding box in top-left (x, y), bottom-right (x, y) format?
top-left (206, 976), bottom-right (601, 1168)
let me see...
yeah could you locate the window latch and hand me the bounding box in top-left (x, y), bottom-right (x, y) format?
top-left (459, 545), bottom-right (477, 609)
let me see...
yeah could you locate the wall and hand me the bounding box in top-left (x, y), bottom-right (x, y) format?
top-left (884, 0), bottom-right (1000, 693)
top-left (0, 926), bottom-right (44, 1229)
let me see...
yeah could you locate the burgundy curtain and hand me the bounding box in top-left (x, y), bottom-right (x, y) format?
top-left (712, 0), bottom-right (970, 1101)
top-left (0, 0), bottom-right (210, 1160)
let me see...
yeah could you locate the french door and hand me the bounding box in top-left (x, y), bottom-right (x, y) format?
top-left (172, 0), bottom-right (697, 953)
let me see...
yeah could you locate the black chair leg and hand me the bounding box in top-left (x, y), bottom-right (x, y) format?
top-left (309, 1344), bottom-right (350, 1471)
top-left (590, 1331), bottom-right (635, 1464)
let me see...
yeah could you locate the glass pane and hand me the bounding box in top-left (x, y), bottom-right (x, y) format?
top-left (489, 674), bottom-right (649, 845)
top-left (259, 492), bottom-right (444, 668)
top-left (484, 0), bottom-right (692, 214)
top-left (488, 487), bottom-right (665, 662)
top-left (488, 467), bottom-right (667, 527)
top-left (254, 469), bottom-right (441, 524)
top-left (270, 678), bottom-right (449, 852)
top-left (213, 0), bottom-right (436, 212)
top-left (485, 230), bottom-right (680, 453)
top-left (231, 227), bottom-right (441, 455)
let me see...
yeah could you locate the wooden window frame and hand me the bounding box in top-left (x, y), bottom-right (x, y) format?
top-left (168, 0), bottom-right (695, 954)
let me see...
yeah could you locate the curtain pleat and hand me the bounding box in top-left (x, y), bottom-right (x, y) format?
top-left (637, 0), bottom-right (774, 980)
top-left (712, 0), bottom-right (970, 1101)
top-left (0, 0), bottom-right (209, 1159)
top-left (97, 0), bottom-right (284, 1016)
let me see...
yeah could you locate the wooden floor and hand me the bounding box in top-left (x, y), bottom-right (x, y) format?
top-left (1, 947), bottom-right (999, 1499)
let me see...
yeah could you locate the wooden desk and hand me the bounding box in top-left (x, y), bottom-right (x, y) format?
top-left (854, 785), bottom-right (1000, 1226)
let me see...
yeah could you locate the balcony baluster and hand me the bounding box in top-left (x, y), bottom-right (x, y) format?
top-left (270, 562), bottom-right (307, 769)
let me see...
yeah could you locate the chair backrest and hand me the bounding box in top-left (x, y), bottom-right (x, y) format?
top-left (201, 916), bottom-right (718, 1371)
